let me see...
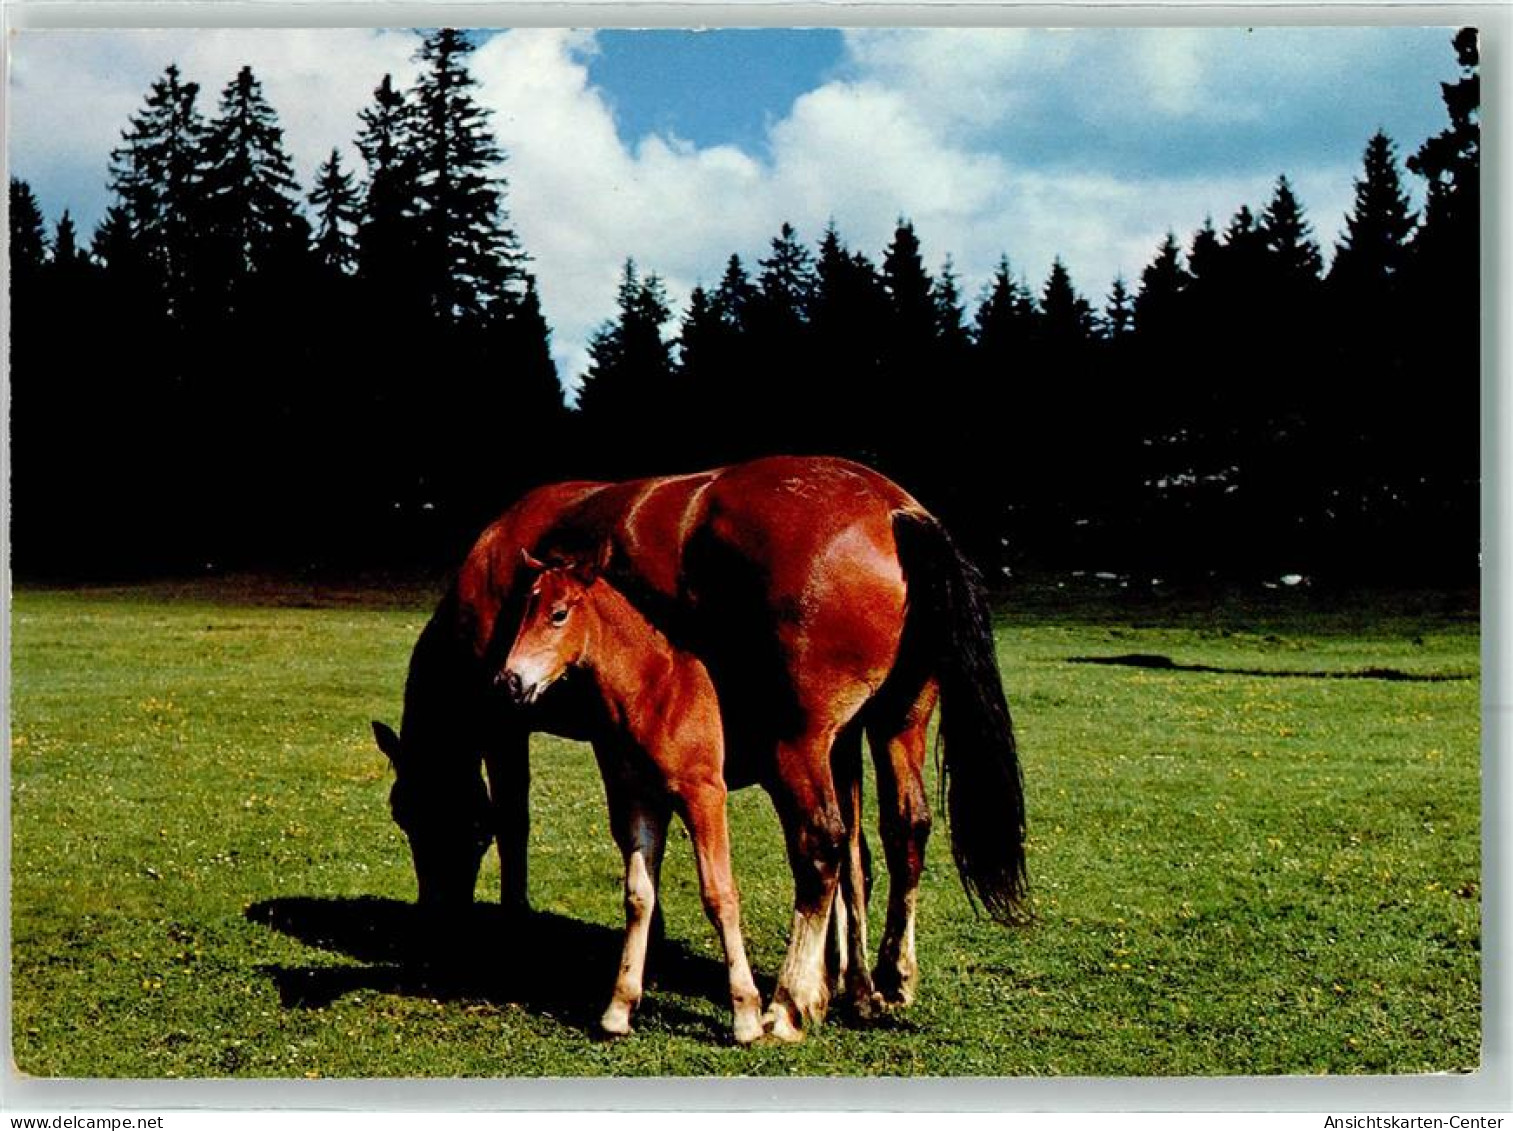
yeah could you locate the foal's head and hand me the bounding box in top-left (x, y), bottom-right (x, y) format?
top-left (498, 547), bottom-right (608, 707)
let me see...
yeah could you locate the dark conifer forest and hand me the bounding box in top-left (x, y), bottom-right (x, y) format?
top-left (8, 28), bottom-right (1481, 585)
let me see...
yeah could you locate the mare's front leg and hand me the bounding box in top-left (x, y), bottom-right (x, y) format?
top-left (482, 724), bottom-right (531, 919)
top-left (677, 774), bottom-right (764, 1045)
top-left (601, 784), bottom-right (670, 1038)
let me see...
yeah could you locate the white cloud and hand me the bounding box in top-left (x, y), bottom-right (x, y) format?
top-left (471, 27), bottom-right (1432, 381)
top-left (472, 29), bottom-right (776, 383)
top-left (9, 29), bottom-right (419, 218)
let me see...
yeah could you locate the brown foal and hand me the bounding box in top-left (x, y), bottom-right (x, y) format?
top-left (500, 548), bottom-right (764, 1044)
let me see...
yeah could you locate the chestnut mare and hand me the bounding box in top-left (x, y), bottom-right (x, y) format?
top-left (503, 549), bottom-right (764, 1043)
top-left (371, 455), bottom-right (1027, 1041)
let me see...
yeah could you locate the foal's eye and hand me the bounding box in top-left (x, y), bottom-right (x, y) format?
top-left (549, 608), bottom-right (569, 626)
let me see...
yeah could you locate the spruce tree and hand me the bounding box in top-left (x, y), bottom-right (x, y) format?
top-left (355, 73), bottom-right (419, 305)
top-left (407, 28), bottom-right (525, 324)
top-left (1400, 28), bottom-right (1480, 580)
top-left (1039, 258), bottom-right (1096, 346)
top-left (107, 63), bottom-right (208, 320)
top-left (812, 227), bottom-right (886, 461)
top-left (352, 33), bottom-right (546, 543)
top-left (973, 257), bottom-right (1036, 358)
top-left (680, 255), bottom-right (754, 393)
top-left (9, 178), bottom-right (48, 279)
top-left (971, 256), bottom-right (1040, 551)
top-left (192, 66), bottom-right (313, 558)
top-left (1228, 178), bottom-right (1327, 578)
top-left (9, 179), bottom-right (48, 561)
top-left (875, 220), bottom-right (943, 490)
top-left (501, 278), bottom-right (565, 426)
top-left (1259, 175), bottom-right (1323, 285)
top-left (577, 260), bottom-right (677, 473)
top-left (201, 65), bottom-right (311, 314)
top-left (309, 148), bottom-right (362, 277)
top-left (51, 211), bottom-right (85, 273)
top-left (747, 223), bottom-right (820, 454)
top-left (933, 257), bottom-right (972, 358)
top-left (675, 283), bottom-right (734, 467)
top-left (1102, 276), bottom-right (1134, 341)
top-left (1330, 131), bottom-right (1416, 292)
top-left (814, 225), bottom-right (886, 354)
top-left (1042, 258), bottom-right (1107, 526)
top-left (1220, 205), bottom-right (1269, 283)
top-left (881, 220), bottom-right (937, 348)
top-left (1134, 233), bottom-right (1188, 342)
top-left (756, 222), bottom-right (818, 326)
top-left (444, 275), bottom-right (568, 526)
top-left (103, 66), bottom-right (219, 564)
top-left (931, 256), bottom-right (976, 510)
top-left (1182, 217), bottom-right (1226, 368)
top-left (1408, 28), bottom-right (1479, 263)
top-left (712, 254), bottom-right (758, 337)
top-left (679, 285), bottom-right (722, 379)
top-left (1326, 131), bottom-right (1418, 498)
top-left (90, 205), bottom-right (141, 275)
top-left (1187, 217), bottom-right (1222, 288)
top-left (352, 72), bottom-right (422, 539)
top-left (1405, 28), bottom-right (1479, 373)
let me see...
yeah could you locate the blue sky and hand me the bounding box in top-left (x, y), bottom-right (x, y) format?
top-left (590, 30), bottom-right (846, 157)
top-left (6, 26), bottom-right (1466, 384)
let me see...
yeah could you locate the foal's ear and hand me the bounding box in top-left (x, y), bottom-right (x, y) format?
top-left (372, 720), bottom-right (403, 766)
top-left (571, 539), bottom-right (613, 585)
top-left (519, 547), bottom-right (548, 573)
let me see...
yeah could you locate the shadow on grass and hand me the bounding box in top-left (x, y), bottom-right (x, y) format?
top-left (1066, 653), bottom-right (1475, 682)
top-left (246, 896), bottom-right (770, 1041)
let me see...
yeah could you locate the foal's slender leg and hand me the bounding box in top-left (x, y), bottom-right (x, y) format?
top-left (643, 842), bottom-right (668, 989)
top-left (868, 681), bottom-right (938, 1008)
top-left (678, 776), bottom-right (764, 1045)
top-left (482, 725), bottom-right (531, 917)
top-left (601, 789), bottom-right (670, 1038)
top-left (830, 720), bottom-right (878, 1015)
top-left (763, 727), bottom-right (848, 1043)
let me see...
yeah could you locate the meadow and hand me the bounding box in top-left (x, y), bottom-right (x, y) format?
top-left (8, 576), bottom-right (1481, 1078)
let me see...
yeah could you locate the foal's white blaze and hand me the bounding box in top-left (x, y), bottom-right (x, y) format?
top-left (506, 650), bottom-right (561, 703)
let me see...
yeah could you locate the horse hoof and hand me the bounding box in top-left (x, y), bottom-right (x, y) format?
top-left (871, 966), bottom-right (918, 1009)
top-left (846, 990), bottom-right (888, 1024)
top-left (762, 1006), bottom-right (806, 1044)
top-left (599, 1006), bottom-right (634, 1039)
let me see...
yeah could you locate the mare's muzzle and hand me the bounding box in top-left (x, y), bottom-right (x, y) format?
top-left (498, 668), bottom-right (526, 704)
top-left (409, 825), bottom-right (490, 908)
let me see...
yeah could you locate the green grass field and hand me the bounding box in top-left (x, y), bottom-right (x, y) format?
top-left (9, 577), bottom-right (1481, 1077)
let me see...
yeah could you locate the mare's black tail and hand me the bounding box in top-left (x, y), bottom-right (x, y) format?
top-left (893, 509), bottom-right (1030, 925)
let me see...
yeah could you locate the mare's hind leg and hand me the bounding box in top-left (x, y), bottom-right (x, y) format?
top-left (600, 784), bottom-right (671, 1038)
top-left (482, 726), bottom-right (531, 918)
top-left (867, 680), bottom-right (938, 1009)
top-left (676, 773), bottom-right (764, 1045)
top-left (829, 719), bottom-right (879, 1017)
top-left (763, 725), bottom-right (850, 1043)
